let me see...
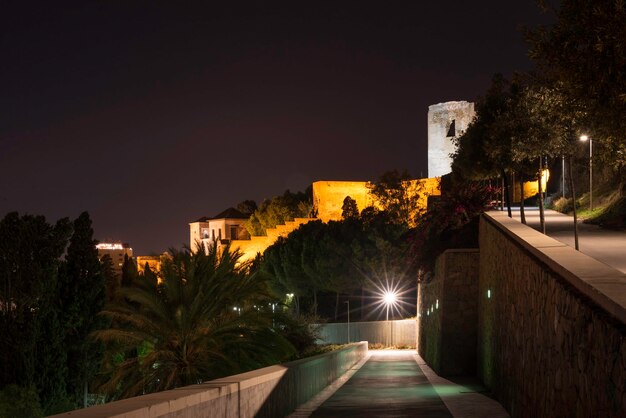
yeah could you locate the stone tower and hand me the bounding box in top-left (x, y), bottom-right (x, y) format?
top-left (427, 101), bottom-right (475, 178)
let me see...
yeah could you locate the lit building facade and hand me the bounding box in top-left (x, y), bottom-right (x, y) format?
top-left (189, 208), bottom-right (251, 254)
top-left (96, 242), bottom-right (133, 274)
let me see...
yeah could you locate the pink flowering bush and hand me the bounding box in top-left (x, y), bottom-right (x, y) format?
top-left (411, 181), bottom-right (498, 272)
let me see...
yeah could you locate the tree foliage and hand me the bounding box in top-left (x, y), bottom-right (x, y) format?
top-left (58, 212), bottom-right (107, 406)
top-left (261, 209), bottom-right (417, 320)
top-left (412, 182), bottom-right (498, 272)
top-left (527, 0), bottom-right (626, 168)
top-left (120, 254), bottom-right (137, 288)
top-left (0, 211), bottom-right (107, 414)
top-left (366, 169), bottom-right (424, 227)
top-left (245, 189), bottom-right (312, 236)
top-left (341, 196), bottom-right (359, 219)
top-left (94, 245), bottom-right (294, 399)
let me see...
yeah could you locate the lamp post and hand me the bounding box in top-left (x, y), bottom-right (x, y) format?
top-left (344, 300), bottom-right (350, 343)
top-left (580, 135), bottom-right (593, 211)
top-left (383, 291), bottom-right (397, 347)
top-left (562, 155), bottom-right (566, 197)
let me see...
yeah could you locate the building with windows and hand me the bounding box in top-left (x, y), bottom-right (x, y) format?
top-left (96, 242), bottom-right (133, 274)
top-left (189, 207), bottom-right (251, 254)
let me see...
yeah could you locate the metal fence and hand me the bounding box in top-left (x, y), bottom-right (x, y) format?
top-left (316, 319), bottom-right (416, 347)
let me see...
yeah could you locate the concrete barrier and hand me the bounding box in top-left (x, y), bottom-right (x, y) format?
top-left (48, 342), bottom-right (367, 418)
top-left (317, 319), bottom-right (416, 347)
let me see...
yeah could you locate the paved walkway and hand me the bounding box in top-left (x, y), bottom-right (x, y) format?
top-left (293, 350), bottom-right (508, 418)
top-left (507, 208), bottom-right (626, 274)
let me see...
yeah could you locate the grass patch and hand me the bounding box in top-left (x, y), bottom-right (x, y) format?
top-left (584, 196), bottom-right (626, 229)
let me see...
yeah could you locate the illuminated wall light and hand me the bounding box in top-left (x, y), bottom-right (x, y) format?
top-left (487, 289), bottom-right (492, 299)
top-left (436, 299), bottom-right (439, 309)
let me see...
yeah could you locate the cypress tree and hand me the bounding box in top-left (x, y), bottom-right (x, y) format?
top-left (58, 212), bottom-right (106, 407)
top-left (0, 212), bottom-right (71, 413)
top-left (120, 254), bottom-right (137, 288)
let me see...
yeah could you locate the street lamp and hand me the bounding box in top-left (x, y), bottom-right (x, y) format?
top-left (382, 290), bottom-right (397, 346)
top-left (383, 290), bottom-right (397, 321)
top-left (344, 300), bottom-right (350, 343)
top-left (580, 135), bottom-right (593, 211)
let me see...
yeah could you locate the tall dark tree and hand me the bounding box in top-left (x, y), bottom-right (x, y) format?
top-left (58, 212), bottom-right (106, 407)
top-left (341, 196), bottom-right (359, 219)
top-left (527, 0), bottom-right (626, 186)
top-left (0, 212), bottom-right (71, 413)
top-left (120, 254), bottom-right (138, 288)
top-left (101, 255), bottom-right (118, 302)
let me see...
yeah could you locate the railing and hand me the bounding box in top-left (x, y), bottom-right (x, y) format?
top-left (317, 319), bottom-right (416, 347)
top-left (48, 341), bottom-right (368, 418)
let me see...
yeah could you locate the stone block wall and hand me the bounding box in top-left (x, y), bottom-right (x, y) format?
top-left (479, 212), bottom-right (626, 418)
top-left (418, 249), bottom-right (479, 376)
top-left (49, 342), bottom-right (368, 418)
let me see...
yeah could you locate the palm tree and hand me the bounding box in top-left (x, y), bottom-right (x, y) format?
top-left (93, 245), bottom-right (294, 399)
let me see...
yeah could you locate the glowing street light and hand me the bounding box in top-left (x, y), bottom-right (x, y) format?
top-left (383, 290), bottom-right (397, 321)
top-left (382, 289), bottom-right (398, 347)
top-left (580, 135), bottom-right (593, 211)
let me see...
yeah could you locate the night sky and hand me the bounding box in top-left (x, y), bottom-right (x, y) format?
top-left (1, 1), bottom-right (550, 254)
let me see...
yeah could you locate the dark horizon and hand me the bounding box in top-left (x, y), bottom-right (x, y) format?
top-left (0, 1), bottom-right (551, 254)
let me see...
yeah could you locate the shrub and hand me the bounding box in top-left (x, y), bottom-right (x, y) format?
top-left (0, 385), bottom-right (43, 418)
top-left (412, 182), bottom-right (498, 272)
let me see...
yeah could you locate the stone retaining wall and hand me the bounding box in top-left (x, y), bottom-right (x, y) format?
top-left (480, 212), bottom-right (626, 417)
top-left (49, 342), bottom-right (367, 418)
top-left (418, 249), bottom-right (479, 376)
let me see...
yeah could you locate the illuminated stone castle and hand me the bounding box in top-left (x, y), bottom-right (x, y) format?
top-left (187, 100), bottom-right (477, 262)
top-left (190, 178), bottom-right (441, 263)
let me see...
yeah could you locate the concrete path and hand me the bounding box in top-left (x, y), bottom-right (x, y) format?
top-left (507, 208), bottom-right (626, 274)
top-left (300, 350), bottom-right (508, 418)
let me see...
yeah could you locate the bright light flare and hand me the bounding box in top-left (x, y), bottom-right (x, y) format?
top-left (383, 290), bottom-right (397, 306)
top-left (580, 134), bottom-right (589, 142)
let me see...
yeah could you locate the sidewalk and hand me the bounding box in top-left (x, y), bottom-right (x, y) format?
top-left (506, 208), bottom-right (626, 274)
top-left (297, 350), bottom-right (508, 418)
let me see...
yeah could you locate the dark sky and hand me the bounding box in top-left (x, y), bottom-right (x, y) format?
top-left (1, 1), bottom-right (550, 254)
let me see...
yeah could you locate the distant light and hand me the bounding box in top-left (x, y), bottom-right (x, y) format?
top-left (96, 243), bottom-right (124, 250)
top-left (580, 135), bottom-right (589, 142)
top-left (487, 289), bottom-right (492, 299)
top-left (436, 299), bottom-right (439, 309)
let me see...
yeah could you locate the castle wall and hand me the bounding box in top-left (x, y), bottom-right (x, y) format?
top-left (312, 178), bottom-right (440, 223)
top-left (312, 181), bottom-right (375, 223)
